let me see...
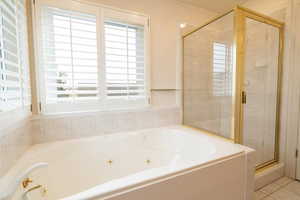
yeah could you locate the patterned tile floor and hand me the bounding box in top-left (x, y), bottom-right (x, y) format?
top-left (255, 177), bottom-right (300, 200)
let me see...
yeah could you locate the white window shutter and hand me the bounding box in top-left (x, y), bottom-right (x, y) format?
top-left (37, 1), bottom-right (149, 113)
top-left (17, 0), bottom-right (31, 106)
top-left (40, 6), bottom-right (99, 106)
top-left (0, 0), bottom-right (30, 113)
top-left (104, 20), bottom-right (146, 101)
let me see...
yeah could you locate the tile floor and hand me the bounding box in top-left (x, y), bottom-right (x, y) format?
top-left (255, 177), bottom-right (300, 200)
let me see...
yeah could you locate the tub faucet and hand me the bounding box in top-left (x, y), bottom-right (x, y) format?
top-left (22, 178), bottom-right (33, 188)
top-left (0, 162), bottom-right (48, 200)
top-left (22, 185), bottom-right (43, 200)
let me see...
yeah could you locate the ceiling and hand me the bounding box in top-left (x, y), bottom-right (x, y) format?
top-left (178, 0), bottom-right (248, 13)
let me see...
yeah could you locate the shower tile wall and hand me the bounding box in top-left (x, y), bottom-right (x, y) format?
top-left (183, 13), bottom-right (234, 139)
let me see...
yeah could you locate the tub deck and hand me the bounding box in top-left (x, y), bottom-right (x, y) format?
top-left (0, 126), bottom-right (255, 200)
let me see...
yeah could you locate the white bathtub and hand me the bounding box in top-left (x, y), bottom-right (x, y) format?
top-left (1, 126), bottom-right (255, 200)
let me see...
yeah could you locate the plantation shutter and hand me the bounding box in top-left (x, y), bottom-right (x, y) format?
top-left (17, 0), bottom-right (31, 106)
top-left (212, 42), bottom-right (232, 96)
top-left (40, 6), bottom-right (99, 106)
top-left (0, 0), bottom-right (30, 113)
top-left (37, 1), bottom-right (149, 113)
top-left (104, 20), bottom-right (146, 100)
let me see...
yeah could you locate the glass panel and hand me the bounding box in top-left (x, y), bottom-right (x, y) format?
top-left (243, 18), bottom-right (280, 166)
top-left (183, 12), bottom-right (235, 140)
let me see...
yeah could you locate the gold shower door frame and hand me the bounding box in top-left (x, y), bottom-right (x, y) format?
top-left (182, 6), bottom-right (284, 170)
top-left (233, 6), bottom-right (284, 170)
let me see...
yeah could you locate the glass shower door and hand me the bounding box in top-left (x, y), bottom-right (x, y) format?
top-left (242, 18), bottom-right (280, 167)
top-left (183, 12), bottom-right (235, 140)
top-left (182, 6), bottom-right (284, 170)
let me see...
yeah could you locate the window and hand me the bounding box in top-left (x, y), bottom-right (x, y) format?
top-left (40, 7), bottom-right (98, 103)
top-left (0, 0), bottom-right (31, 113)
top-left (104, 20), bottom-right (145, 100)
top-left (37, 1), bottom-right (149, 113)
top-left (212, 42), bottom-right (233, 97)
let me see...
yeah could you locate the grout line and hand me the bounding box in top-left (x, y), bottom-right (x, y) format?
top-left (281, 180), bottom-right (297, 188)
top-left (260, 179), bottom-right (296, 199)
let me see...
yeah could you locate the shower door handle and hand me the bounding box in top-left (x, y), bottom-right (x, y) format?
top-left (242, 91), bottom-right (247, 104)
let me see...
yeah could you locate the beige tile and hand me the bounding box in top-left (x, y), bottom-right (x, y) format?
top-left (255, 191), bottom-right (268, 200)
top-left (71, 115), bottom-right (97, 138)
top-left (263, 196), bottom-right (276, 200)
top-left (116, 112), bottom-right (138, 132)
top-left (282, 181), bottom-right (300, 196)
top-left (270, 188), bottom-right (300, 200)
top-left (33, 107), bottom-right (181, 143)
top-left (261, 182), bottom-right (282, 194)
top-left (136, 110), bottom-right (156, 129)
top-left (273, 177), bottom-right (295, 187)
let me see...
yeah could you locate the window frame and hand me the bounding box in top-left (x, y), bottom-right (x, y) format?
top-left (34, 0), bottom-right (151, 114)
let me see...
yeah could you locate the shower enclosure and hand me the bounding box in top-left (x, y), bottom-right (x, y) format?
top-left (182, 6), bottom-right (284, 169)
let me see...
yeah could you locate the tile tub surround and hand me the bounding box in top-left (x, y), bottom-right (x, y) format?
top-left (0, 118), bottom-right (33, 178)
top-left (32, 106), bottom-right (182, 144)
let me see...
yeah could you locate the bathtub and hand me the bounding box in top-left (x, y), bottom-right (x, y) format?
top-left (1, 126), bottom-right (255, 200)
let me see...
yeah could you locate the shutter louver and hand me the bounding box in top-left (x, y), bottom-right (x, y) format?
top-left (17, 0), bottom-right (31, 106)
top-left (1, 0), bottom-right (21, 111)
top-left (0, 0), bottom-right (30, 112)
top-left (104, 20), bottom-right (146, 100)
top-left (40, 6), bottom-right (98, 104)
